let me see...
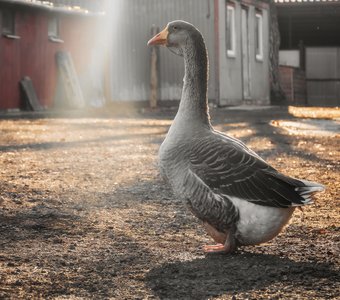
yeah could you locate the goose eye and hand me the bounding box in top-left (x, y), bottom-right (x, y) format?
top-left (173, 26), bottom-right (178, 31)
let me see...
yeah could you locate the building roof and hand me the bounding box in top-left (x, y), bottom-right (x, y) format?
top-left (275, 0), bottom-right (339, 4)
top-left (0, 0), bottom-right (105, 15)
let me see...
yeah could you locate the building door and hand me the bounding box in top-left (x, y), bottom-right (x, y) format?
top-left (306, 47), bottom-right (340, 107)
top-left (241, 8), bottom-right (251, 100)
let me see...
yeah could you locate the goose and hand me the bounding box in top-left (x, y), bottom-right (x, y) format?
top-left (147, 20), bottom-right (325, 254)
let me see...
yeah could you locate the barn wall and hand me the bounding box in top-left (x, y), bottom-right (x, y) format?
top-left (59, 15), bottom-right (106, 107)
top-left (0, 9), bottom-right (59, 109)
top-left (107, 0), bottom-right (215, 102)
top-left (0, 6), bottom-right (101, 110)
top-left (0, 12), bottom-right (21, 109)
top-left (18, 11), bottom-right (55, 108)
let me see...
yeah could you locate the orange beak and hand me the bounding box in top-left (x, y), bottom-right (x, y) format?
top-left (147, 26), bottom-right (169, 46)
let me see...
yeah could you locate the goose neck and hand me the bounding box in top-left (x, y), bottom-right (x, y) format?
top-left (178, 38), bottom-right (210, 125)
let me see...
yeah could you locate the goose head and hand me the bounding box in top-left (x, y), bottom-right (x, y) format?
top-left (147, 20), bottom-right (201, 57)
top-left (147, 20), bottom-right (209, 122)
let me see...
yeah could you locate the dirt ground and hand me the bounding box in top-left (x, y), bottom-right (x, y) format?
top-left (0, 106), bottom-right (339, 299)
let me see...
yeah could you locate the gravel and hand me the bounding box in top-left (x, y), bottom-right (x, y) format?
top-left (0, 106), bottom-right (339, 299)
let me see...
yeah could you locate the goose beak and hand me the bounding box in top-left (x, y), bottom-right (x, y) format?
top-left (147, 26), bottom-right (168, 46)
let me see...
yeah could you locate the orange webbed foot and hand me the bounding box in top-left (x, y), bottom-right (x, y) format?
top-left (203, 243), bottom-right (229, 253)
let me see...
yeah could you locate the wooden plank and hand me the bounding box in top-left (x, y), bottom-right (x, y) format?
top-left (56, 51), bottom-right (85, 108)
top-left (19, 76), bottom-right (45, 111)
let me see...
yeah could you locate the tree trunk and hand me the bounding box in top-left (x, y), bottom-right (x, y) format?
top-left (268, 1), bottom-right (286, 104)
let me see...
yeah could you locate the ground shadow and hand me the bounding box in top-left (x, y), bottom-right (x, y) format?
top-left (0, 201), bottom-right (156, 298)
top-left (0, 130), bottom-right (168, 153)
top-left (146, 251), bottom-right (338, 299)
top-left (211, 107), bottom-right (336, 167)
top-left (0, 206), bottom-right (84, 248)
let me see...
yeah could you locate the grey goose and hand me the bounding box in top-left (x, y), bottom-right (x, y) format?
top-left (147, 20), bottom-right (325, 253)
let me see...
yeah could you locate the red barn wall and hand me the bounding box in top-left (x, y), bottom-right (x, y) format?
top-left (0, 22), bottom-right (21, 109)
top-left (0, 7), bottom-right (100, 110)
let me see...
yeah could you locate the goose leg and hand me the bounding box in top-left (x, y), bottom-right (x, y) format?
top-left (203, 241), bottom-right (235, 253)
top-left (202, 222), bottom-right (236, 254)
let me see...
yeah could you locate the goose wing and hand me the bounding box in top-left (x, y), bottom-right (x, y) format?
top-left (189, 133), bottom-right (322, 208)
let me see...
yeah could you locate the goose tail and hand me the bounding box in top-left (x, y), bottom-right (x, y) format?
top-left (294, 179), bottom-right (325, 205)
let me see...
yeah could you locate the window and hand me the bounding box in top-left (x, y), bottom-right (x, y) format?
top-left (2, 9), bottom-right (15, 35)
top-left (48, 15), bottom-right (63, 43)
top-left (255, 13), bottom-right (263, 61)
top-left (226, 5), bottom-right (236, 57)
top-left (48, 16), bottom-right (59, 38)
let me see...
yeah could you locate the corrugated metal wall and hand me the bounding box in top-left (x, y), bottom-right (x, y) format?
top-left (306, 47), bottom-right (340, 107)
top-left (108, 0), bottom-right (215, 102)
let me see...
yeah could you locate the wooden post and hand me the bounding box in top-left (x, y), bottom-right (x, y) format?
top-left (214, 0), bottom-right (220, 106)
top-left (149, 25), bottom-right (159, 109)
